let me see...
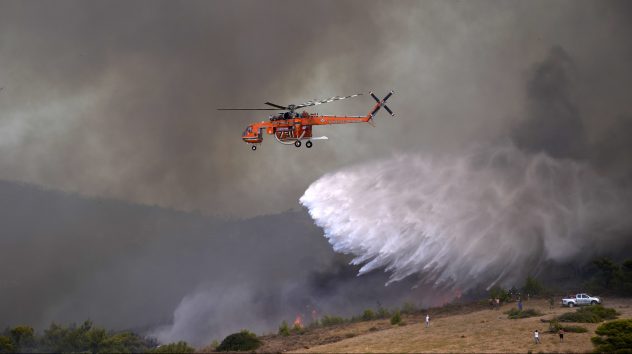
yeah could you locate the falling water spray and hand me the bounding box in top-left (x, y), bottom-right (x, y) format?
top-left (300, 143), bottom-right (629, 291)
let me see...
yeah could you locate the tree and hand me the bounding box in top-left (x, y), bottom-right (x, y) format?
top-left (620, 259), bottom-right (632, 296)
top-left (592, 257), bottom-right (622, 290)
top-left (489, 286), bottom-right (510, 302)
top-left (522, 276), bottom-right (543, 296)
top-left (9, 326), bottom-right (34, 352)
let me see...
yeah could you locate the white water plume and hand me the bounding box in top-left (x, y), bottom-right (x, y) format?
top-left (300, 143), bottom-right (629, 290)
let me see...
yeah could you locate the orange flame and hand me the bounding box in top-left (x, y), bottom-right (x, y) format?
top-left (294, 314), bottom-right (303, 328)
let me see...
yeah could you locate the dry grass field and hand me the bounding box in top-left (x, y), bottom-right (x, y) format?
top-left (287, 298), bottom-right (632, 353)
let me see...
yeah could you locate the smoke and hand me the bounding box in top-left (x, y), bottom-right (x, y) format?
top-left (301, 143), bottom-right (630, 291)
top-left (300, 45), bottom-right (632, 291)
top-left (1, 1), bottom-right (631, 216)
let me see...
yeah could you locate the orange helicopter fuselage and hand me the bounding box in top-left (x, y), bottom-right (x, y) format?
top-left (241, 112), bottom-right (370, 144)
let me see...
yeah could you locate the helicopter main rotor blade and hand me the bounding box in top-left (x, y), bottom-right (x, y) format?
top-left (294, 93), bottom-right (362, 109)
top-left (217, 108), bottom-right (280, 111)
top-left (264, 102), bottom-right (288, 110)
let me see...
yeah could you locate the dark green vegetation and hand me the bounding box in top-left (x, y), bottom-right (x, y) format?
top-left (488, 276), bottom-right (545, 304)
top-left (489, 286), bottom-right (512, 302)
top-left (557, 305), bottom-right (619, 323)
top-left (278, 321), bottom-right (290, 336)
top-left (216, 330), bottom-right (261, 352)
top-left (548, 319), bottom-right (588, 333)
top-left (591, 319), bottom-right (632, 353)
top-left (486, 259), bottom-right (632, 304)
top-left (319, 315), bottom-right (346, 327)
top-left (505, 308), bottom-right (542, 319)
top-left (390, 311), bottom-right (402, 325)
top-left (585, 258), bottom-right (632, 296)
top-left (361, 309), bottom-right (376, 321)
top-left (0, 321), bottom-right (194, 353)
top-left (522, 276), bottom-right (544, 296)
top-left (150, 341), bottom-right (195, 353)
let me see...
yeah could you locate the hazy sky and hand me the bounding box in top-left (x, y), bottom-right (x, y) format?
top-left (1, 1), bottom-right (630, 216)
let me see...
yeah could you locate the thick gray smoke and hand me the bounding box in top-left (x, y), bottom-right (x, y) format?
top-left (1, 1), bottom-right (631, 216)
top-left (1, 1), bottom-right (632, 349)
top-left (300, 143), bottom-right (630, 290)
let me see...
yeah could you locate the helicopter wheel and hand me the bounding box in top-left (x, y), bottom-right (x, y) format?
top-left (305, 141), bottom-right (312, 148)
top-left (251, 145), bottom-right (257, 151)
top-left (294, 140), bottom-right (301, 148)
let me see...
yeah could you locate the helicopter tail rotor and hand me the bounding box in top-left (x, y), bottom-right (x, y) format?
top-left (369, 90), bottom-right (395, 119)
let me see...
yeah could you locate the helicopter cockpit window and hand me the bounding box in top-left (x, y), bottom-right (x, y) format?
top-left (242, 126), bottom-right (253, 137)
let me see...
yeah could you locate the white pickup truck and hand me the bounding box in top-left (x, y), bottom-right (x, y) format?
top-left (561, 293), bottom-right (601, 307)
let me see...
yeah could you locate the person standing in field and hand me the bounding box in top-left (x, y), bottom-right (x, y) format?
top-left (534, 329), bottom-right (541, 344)
top-left (559, 328), bottom-right (564, 343)
top-left (425, 314), bottom-right (430, 328)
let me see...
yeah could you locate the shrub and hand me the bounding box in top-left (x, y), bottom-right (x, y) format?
top-left (585, 305), bottom-right (619, 320)
top-left (390, 311), bottom-right (402, 325)
top-left (563, 325), bottom-right (588, 333)
top-left (39, 321), bottom-right (153, 353)
top-left (361, 309), bottom-right (375, 321)
top-left (557, 310), bottom-right (599, 323)
top-left (217, 330), bottom-right (261, 352)
top-left (292, 323), bottom-right (305, 335)
top-left (320, 315), bottom-right (345, 327)
top-left (149, 341), bottom-right (195, 353)
top-left (489, 286), bottom-right (511, 303)
top-left (278, 321), bottom-right (290, 336)
top-left (591, 319), bottom-right (632, 353)
top-left (401, 302), bottom-right (418, 315)
top-left (548, 320), bottom-right (587, 333)
top-left (0, 336), bottom-right (15, 354)
top-left (557, 305), bottom-right (619, 323)
top-left (210, 340), bottom-right (219, 349)
top-left (376, 307), bottom-right (391, 319)
top-left (505, 308), bottom-right (542, 319)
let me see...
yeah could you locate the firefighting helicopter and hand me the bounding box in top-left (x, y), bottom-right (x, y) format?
top-left (218, 91), bottom-right (395, 150)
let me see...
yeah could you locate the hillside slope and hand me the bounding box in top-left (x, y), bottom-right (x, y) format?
top-left (282, 298), bottom-right (632, 353)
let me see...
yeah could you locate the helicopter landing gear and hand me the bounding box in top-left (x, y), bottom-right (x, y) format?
top-left (305, 141), bottom-right (312, 148)
top-left (294, 140), bottom-right (301, 148)
top-left (251, 145), bottom-right (257, 151)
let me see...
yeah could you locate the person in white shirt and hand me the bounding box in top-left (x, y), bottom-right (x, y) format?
top-left (425, 314), bottom-right (430, 328)
top-left (534, 329), bottom-right (541, 344)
